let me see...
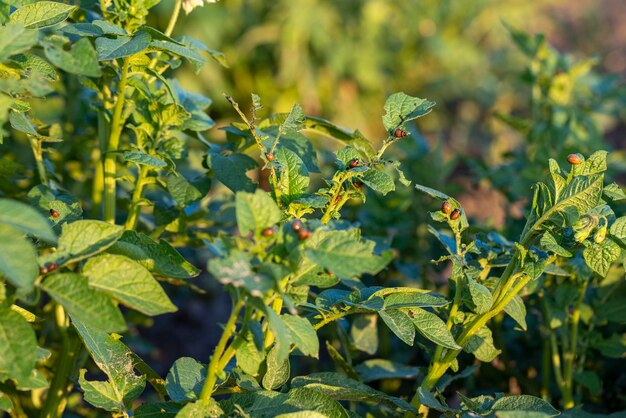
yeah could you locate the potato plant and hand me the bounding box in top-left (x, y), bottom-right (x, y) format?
top-left (0, 1), bottom-right (624, 418)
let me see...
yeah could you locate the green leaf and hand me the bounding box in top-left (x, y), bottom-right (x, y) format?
top-left (361, 168), bottom-right (395, 195)
top-left (414, 183), bottom-right (450, 201)
top-left (74, 320), bottom-right (145, 413)
top-left (540, 232), bottom-right (572, 257)
top-left (27, 185), bottom-right (83, 226)
top-left (0, 225), bottom-right (38, 292)
top-left (276, 147), bottom-right (309, 205)
top-left (175, 399), bottom-right (224, 417)
top-left (235, 190), bottom-right (281, 235)
top-left (150, 39), bottom-right (206, 67)
top-left (0, 308), bottom-right (37, 383)
top-left (290, 372), bottom-right (416, 412)
top-left (533, 175), bottom-right (604, 231)
top-left (44, 38), bottom-right (101, 77)
top-left (262, 344), bottom-right (290, 390)
top-left (10, 1), bottom-right (77, 29)
top-left (207, 251), bottom-right (274, 297)
top-left (206, 152), bottom-right (257, 193)
top-left (82, 254), bottom-right (176, 316)
top-left (41, 273), bottom-right (126, 332)
top-left (417, 387), bottom-right (454, 412)
top-left (583, 238), bottom-right (621, 277)
top-left (237, 337), bottom-right (264, 376)
top-left (9, 110), bottom-right (37, 135)
top-left (580, 150), bottom-right (608, 175)
top-left (384, 292), bottom-right (449, 309)
top-left (227, 389), bottom-right (348, 417)
top-left (108, 231), bottom-right (200, 279)
top-left (0, 198), bottom-right (56, 242)
top-left (167, 174), bottom-right (208, 207)
top-left (95, 31), bottom-right (152, 60)
top-left (279, 104), bottom-right (306, 132)
top-left (382, 92), bottom-right (435, 132)
top-left (491, 395), bottom-right (559, 416)
top-left (165, 357), bottom-right (206, 402)
top-left (411, 308), bottom-right (461, 350)
top-left (0, 23), bottom-right (38, 62)
top-left (255, 302), bottom-right (290, 364)
top-left (378, 309), bottom-right (415, 346)
top-left (302, 116), bottom-right (376, 159)
top-left (464, 326), bottom-right (501, 362)
top-left (350, 314), bottom-right (378, 355)
top-left (305, 230), bottom-right (391, 278)
top-left (610, 216), bottom-right (626, 245)
top-left (504, 294), bottom-right (527, 331)
top-left (355, 359), bottom-right (419, 382)
top-left (39, 220), bottom-right (124, 266)
top-left (283, 388), bottom-right (349, 417)
top-left (574, 370), bottom-right (601, 396)
top-left (123, 151), bottom-right (167, 168)
top-left (281, 314), bottom-right (319, 358)
top-left (604, 183), bottom-right (626, 201)
top-left (134, 402), bottom-right (180, 417)
top-left (0, 394), bottom-right (12, 412)
top-left (467, 278), bottom-right (493, 314)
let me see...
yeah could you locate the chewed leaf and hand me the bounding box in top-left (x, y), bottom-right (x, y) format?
top-left (382, 92), bottom-right (435, 132)
top-left (73, 320), bottom-right (145, 413)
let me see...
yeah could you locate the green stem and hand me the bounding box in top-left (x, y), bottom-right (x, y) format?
top-left (40, 305), bottom-right (80, 418)
top-left (200, 298), bottom-right (245, 400)
top-left (147, 0), bottom-right (182, 70)
top-left (124, 165), bottom-right (150, 230)
top-left (542, 338), bottom-right (551, 400)
top-left (561, 279), bottom-right (587, 409)
top-left (224, 94), bottom-right (282, 206)
top-left (103, 57), bottom-right (130, 224)
top-left (28, 136), bottom-right (48, 186)
top-left (216, 307), bottom-right (252, 371)
top-left (411, 273), bottom-right (532, 409)
top-left (375, 135), bottom-right (395, 159)
top-left (549, 329), bottom-right (567, 395)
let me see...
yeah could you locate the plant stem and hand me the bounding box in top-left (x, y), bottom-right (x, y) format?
top-left (216, 307), bottom-right (252, 371)
top-left (103, 57), bottom-right (130, 224)
top-left (561, 279), bottom-right (588, 409)
top-left (549, 329), bottom-right (566, 388)
top-left (28, 136), bottom-right (48, 185)
top-left (147, 0), bottom-right (182, 70)
top-left (541, 334), bottom-right (551, 400)
top-left (124, 165), bottom-right (150, 230)
top-left (200, 298), bottom-right (245, 400)
top-left (224, 94), bottom-right (282, 206)
top-left (411, 273), bottom-right (532, 411)
top-left (40, 305), bottom-right (79, 418)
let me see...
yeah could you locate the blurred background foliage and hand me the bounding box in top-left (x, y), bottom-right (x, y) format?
top-left (146, 0), bottom-right (626, 279)
top-left (155, 0), bottom-right (626, 157)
